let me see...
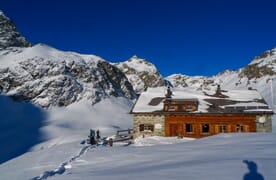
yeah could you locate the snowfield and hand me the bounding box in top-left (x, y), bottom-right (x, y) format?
top-left (54, 132), bottom-right (276, 180)
top-left (0, 94), bottom-right (275, 180)
top-left (1, 10), bottom-right (276, 179)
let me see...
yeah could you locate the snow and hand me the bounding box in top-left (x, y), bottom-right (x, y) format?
top-left (223, 89), bottom-right (263, 101)
top-left (123, 56), bottom-right (157, 74)
top-left (1, 119), bottom-right (275, 180)
top-left (224, 102), bottom-right (268, 107)
top-left (244, 109), bottom-right (274, 112)
top-left (132, 87), bottom-right (268, 113)
top-left (0, 40), bottom-right (275, 180)
top-left (0, 91), bottom-right (275, 180)
top-left (133, 87), bottom-right (212, 113)
top-left (134, 136), bottom-right (194, 146)
top-left (114, 55), bottom-right (164, 94)
top-left (36, 96), bottom-right (133, 149)
top-left (0, 94), bottom-right (133, 163)
top-left (249, 48), bottom-right (276, 71)
top-left (55, 131), bottom-right (276, 180)
top-left (0, 44), bottom-right (103, 68)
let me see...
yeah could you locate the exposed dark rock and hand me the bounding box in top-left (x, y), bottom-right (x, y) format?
top-left (0, 11), bottom-right (31, 49)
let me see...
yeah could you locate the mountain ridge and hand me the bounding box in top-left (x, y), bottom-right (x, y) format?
top-left (0, 10), bottom-right (275, 110)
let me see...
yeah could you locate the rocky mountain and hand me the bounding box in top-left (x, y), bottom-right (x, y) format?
top-left (114, 55), bottom-right (165, 94)
top-left (0, 44), bottom-right (136, 108)
top-left (166, 47), bottom-right (276, 109)
top-left (0, 10), bottom-right (31, 49)
top-left (1, 10), bottom-right (275, 111)
top-left (166, 74), bottom-right (215, 89)
top-left (0, 10), bottom-right (138, 108)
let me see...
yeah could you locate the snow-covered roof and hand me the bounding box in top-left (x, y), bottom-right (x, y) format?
top-left (132, 87), bottom-right (273, 114)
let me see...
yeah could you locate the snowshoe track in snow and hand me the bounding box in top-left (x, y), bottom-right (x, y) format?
top-left (30, 145), bottom-right (94, 180)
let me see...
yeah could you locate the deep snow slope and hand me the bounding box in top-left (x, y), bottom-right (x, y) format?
top-left (0, 94), bottom-right (133, 165)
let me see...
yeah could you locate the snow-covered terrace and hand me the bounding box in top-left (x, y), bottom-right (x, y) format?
top-left (132, 87), bottom-right (273, 114)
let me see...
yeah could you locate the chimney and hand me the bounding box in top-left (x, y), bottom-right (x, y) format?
top-left (166, 87), bottom-right (172, 98)
top-left (216, 85), bottom-right (221, 94)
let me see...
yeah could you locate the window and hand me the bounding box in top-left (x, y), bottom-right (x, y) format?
top-left (139, 124), bottom-right (154, 132)
top-left (186, 124), bottom-right (194, 133)
top-left (219, 125), bottom-right (227, 133)
top-left (202, 124), bottom-right (210, 134)
top-left (186, 105), bottom-right (194, 111)
top-left (236, 124), bottom-right (244, 132)
top-left (168, 105), bottom-right (175, 111)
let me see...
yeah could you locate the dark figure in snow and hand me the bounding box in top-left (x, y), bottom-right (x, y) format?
top-left (89, 129), bottom-right (96, 145)
top-left (96, 129), bottom-right (101, 140)
top-left (243, 160), bottom-right (264, 180)
top-left (108, 138), bottom-right (113, 147)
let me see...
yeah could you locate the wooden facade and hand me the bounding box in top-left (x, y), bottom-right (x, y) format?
top-left (165, 114), bottom-right (256, 138)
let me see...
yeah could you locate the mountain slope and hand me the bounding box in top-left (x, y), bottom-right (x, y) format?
top-left (0, 44), bottom-right (136, 108)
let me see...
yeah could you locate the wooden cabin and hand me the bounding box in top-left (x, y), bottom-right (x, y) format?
top-left (131, 87), bottom-right (273, 139)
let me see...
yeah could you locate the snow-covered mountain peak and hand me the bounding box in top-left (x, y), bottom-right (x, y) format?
top-left (0, 44), bottom-right (103, 68)
top-left (0, 10), bottom-right (31, 49)
top-left (125, 55), bottom-right (157, 73)
top-left (0, 10), bottom-right (5, 16)
top-left (166, 73), bottom-right (214, 90)
top-left (114, 56), bottom-right (165, 94)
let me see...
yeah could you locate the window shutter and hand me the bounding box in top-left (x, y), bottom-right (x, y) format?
top-left (139, 124), bottom-right (144, 132)
top-left (150, 125), bottom-right (154, 132)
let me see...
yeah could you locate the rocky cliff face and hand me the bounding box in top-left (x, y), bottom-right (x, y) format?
top-left (0, 10), bottom-right (31, 49)
top-left (0, 10), bottom-right (137, 108)
top-left (0, 44), bottom-right (136, 108)
top-left (114, 55), bottom-right (165, 94)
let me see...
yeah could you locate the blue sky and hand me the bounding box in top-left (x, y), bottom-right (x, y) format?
top-left (1, 0), bottom-right (275, 76)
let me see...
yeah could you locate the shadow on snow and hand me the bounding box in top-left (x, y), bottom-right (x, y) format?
top-left (0, 95), bottom-right (47, 164)
top-left (243, 160), bottom-right (264, 180)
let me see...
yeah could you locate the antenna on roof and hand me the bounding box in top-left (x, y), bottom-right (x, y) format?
top-left (269, 78), bottom-right (275, 111)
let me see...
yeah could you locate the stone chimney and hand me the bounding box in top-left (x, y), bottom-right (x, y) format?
top-left (216, 85), bottom-right (221, 96)
top-left (165, 87), bottom-right (172, 98)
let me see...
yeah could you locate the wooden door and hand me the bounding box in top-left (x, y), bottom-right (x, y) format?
top-left (170, 124), bottom-right (178, 136)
